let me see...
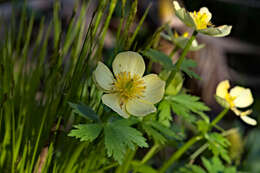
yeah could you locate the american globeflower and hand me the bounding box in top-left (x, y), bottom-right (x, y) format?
top-left (216, 80), bottom-right (257, 126)
top-left (93, 51), bottom-right (165, 118)
top-left (172, 1), bottom-right (232, 37)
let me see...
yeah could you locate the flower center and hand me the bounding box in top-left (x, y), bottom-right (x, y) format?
top-left (225, 93), bottom-right (236, 108)
top-left (190, 11), bottom-right (211, 30)
top-left (113, 72), bottom-right (146, 102)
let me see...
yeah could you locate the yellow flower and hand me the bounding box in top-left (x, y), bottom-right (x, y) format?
top-left (189, 7), bottom-right (212, 30)
top-left (216, 80), bottom-right (257, 126)
top-left (93, 51), bottom-right (165, 118)
top-left (172, 1), bottom-right (232, 37)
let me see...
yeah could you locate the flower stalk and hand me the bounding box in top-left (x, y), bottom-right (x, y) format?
top-left (133, 144), bottom-right (160, 173)
top-left (158, 135), bottom-right (203, 173)
top-left (166, 30), bottom-right (198, 87)
top-left (209, 107), bottom-right (229, 130)
top-left (158, 107), bottom-right (230, 172)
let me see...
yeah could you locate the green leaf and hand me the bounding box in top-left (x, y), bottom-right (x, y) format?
top-left (158, 100), bottom-right (172, 127)
top-left (131, 160), bottom-right (157, 173)
top-left (69, 102), bottom-right (100, 122)
top-left (181, 59), bottom-right (200, 79)
top-left (196, 120), bottom-right (209, 134)
top-left (142, 119), bottom-right (182, 144)
top-left (142, 123), bottom-right (167, 144)
top-left (104, 120), bottom-right (148, 164)
top-left (171, 102), bottom-right (196, 122)
top-left (147, 121), bottom-right (180, 139)
top-left (68, 123), bottom-right (103, 142)
top-left (177, 165), bottom-right (206, 173)
top-left (201, 156), bottom-right (236, 173)
top-left (206, 133), bottom-right (231, 163)
top-left (178, 156), bottom-right (237, 173)
top-left (190, 165), bottom-right (207, 173)
top-left (167, 93), bottom-right (210, 122)
top-left (141, 49), bottom-right (174, 70)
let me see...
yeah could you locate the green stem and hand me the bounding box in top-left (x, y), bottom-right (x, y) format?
top-left (169, 46), bottom-right (179, 57)
top-left (141, 143), bottom-right (160, 164)
top-left (209, 108), bottom-right (229, 130)
top-left (189, 143), bottom-right (209, 164)
top-left (166, 31), bottom-right (197, 87)
top-left (158, 135), bottom-right (202, 173)
top-left (93, 163), bottom-right (118, 173)
top-left (147, 60), bottom-right (153, 73)
top-left (158, 107), bottom-right (229, 172)
top-left (133, 144), bottom-right (160, 173)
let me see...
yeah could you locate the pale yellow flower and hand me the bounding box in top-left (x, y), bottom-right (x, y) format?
top-left (189, 7), bottom-right (212, 30)
top-left (93, 51), bottom-right (165, 118)
top-left (172, 1), bottom-right (232, 37)
top-left (216, 80), bottom-right (257, 126)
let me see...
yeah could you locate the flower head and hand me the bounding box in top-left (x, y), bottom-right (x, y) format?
top-left (189, 7), bottom-right (212, 30)
top-left (216, 80), bottom-right (257, 126)
top-left (93, 51), bottom-right (165, 118)
top-left (173, 31), bottom-right (204, 51)
top-left (173, 1), bottom-right (232, 37)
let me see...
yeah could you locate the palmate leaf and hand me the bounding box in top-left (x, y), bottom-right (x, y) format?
top-left (167, 93), bottom-right (210, 122)
top-left (69, 102), bottom-right (100, 122)
top-left (142, 120), bottom-right (181, 144)
top-left (177, 157), bottom-right (236, 173)
top-left (142, 123), bottom-right (167, 144)
top-left (104, 119), bottom-right (148, 164)
top-left (147, 121), bottom-right (181, 140)
top-left (205, 133), bottom-right (231, 163)
top-left (68, 123), bottom-right (103, 142)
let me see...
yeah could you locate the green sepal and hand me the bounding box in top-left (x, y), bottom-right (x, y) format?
top-left (215, 95), bottom-right (230, 108)
top-left (198, 25), bottom-right (232, 37)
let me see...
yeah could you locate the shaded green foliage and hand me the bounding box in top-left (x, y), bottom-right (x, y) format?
top-left (178, 156), bottom-right (236, 173)
top-left (104, 119), bottom-right (148, 164)
top-left (68, 124), bottom-right (103, 142)
top-left (166, 93), bottom-right (210, 122)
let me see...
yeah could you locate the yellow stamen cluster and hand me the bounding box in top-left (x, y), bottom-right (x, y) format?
top-left (174, 31), bottom-right (189, 38)
top-left (225, 93), bottom-right (236, 108)
top-left (190, 11), bottom-right (211, 30)
top-left (114, 72), bottom-right (146, 103)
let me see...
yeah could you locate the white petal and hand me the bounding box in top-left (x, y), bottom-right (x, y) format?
top-left (173, 1), bottom-right (181, 10)
top-left (216, 80), bottom-right (230, 99)
top-left (141, 74), bottom-right (165, 104)
top-left (199, 7), bottom-right (212, 23)
top-left (93, 62), bottom-right (115, 91)
top-left (240, 115), bottom-right (257, 126)
top-left (231, 87), bottom-right (254, 108)
top-left (230, 86), bottom-right (245, 97)
top-left (112, 51), bottom-right (145, 77)
top-left (102, 94), bottom-right (129, 118)
top-left (126, 99), bottom-right (156, 117)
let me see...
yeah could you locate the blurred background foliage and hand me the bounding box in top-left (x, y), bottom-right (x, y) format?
top-left (0, 0), bottom-right (260, 172)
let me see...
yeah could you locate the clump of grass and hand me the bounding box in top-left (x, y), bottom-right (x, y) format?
top-left (0, 0), bottom-right (154, 172)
